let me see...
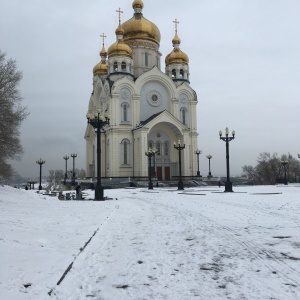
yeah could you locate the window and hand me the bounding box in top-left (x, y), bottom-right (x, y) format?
top-left (172, 69), bottom-right (176, 78)
top-left (121, 103), bottom-right (129, 122)
top-left (121, 139), bottom-right (130, 165)
top-left (180, 69), bottom-right (184, 78)
top-left (113, 62), bottom-right (118, 72)
top-left (164, 141), bottom-right (169, 156)
top-left (123, 141), bottom-right (128, 164)
top-left (181, 108), bottom-right (188, 125)
top-left (121, 62), bottom-right (126, 71)
top-left (156, 141), bottom-right (161, 155)
top-left (145, 52), bottom-right (149, 66)
top-left (148, 140), bottom-right (154, 149)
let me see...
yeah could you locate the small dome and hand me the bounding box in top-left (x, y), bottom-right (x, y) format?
top-left (107, 40), bottom-right (133, 58)
top-left (172, 33), bottom-right (181, 46)
top-left (165, 48), bottom-right (189, 66)
top-left (115, 23), bottom-right (124, 36)
top-left (93, 61), bottom-right (108, 75)
top-left (100, 45), bottom-right (107, 58)
top-left (133, 0), bottom-right (144, 10)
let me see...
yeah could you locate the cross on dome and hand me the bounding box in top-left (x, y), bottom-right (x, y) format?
top-left (116, 7), bottom-right (123, 24)
top-left (173, 18), bottom-right (179, 33)
top-left (100, 33), bottom-right (107, 47)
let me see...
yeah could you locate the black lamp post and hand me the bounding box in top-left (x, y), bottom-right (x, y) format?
top-left (194, 149), bottom-right (202, 177)
top-left (70, 153), bottom-right (77, 184)
top-left (281, 160), bottom-right (288, 185)
top-left (145, 148), bottom-right (158, 189)
top-left (87, 109), bottom-right (110, 201)
top-left (174, 139), bottom-right (185, 190)
top-left (36, 158), bottom-right (45, 190)
top-left (206, 154), bottom-right (213, 177)
top-left (63, 155), bottom-right (69, 185)
top-left (219, 127), bottom-right (235, 192)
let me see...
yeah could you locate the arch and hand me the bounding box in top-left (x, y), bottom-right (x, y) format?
top-left (120, 138), bottom-right (131, 165)
top-left (179, 69), bottom-right (184, 78)
top-left (180, 107), bottom-right (188, 125)
top-left (121, 61), bottom-right (126, 71)
top-left (121, 102), bottom-right (130, 122)
top-left (172, 69), bottom-right (176, 78)
top-left (163, 141), bottom-right (169, 156)
top-left (113, 62), bottom-right (118, 72)
top-left (155, 141), bottom-right (162, 155)
top-left (148, 140), bottom-right (154, 149)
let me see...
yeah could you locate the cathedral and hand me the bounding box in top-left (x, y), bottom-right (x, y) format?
top-left (85, 0), bottom-right (199, 181)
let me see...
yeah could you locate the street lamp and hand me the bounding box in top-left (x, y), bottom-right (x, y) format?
top-left (36, 158), bottom-right (46, 190)
top-left (70, 153), bottom-right (77, 184)
top-left (219, 127), bottom-right (235, 192)
top-left (87, 109), bottom-right (110, 201)
top-left (206, 154), bottom-right (213, 177)
top-left (194, 149), bottom-right (202, 177)
top-left (145, 148), bottom-right (158, 189)
top-left (63, 155), bottom-right (69, 185)
top-left (174, 139), bottom-right (185, 190)
top-left (281, 160), bottom-right (288, 185)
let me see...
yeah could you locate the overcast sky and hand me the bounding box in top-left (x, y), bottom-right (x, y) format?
top-left (1, 0), bottom-right (300, 179)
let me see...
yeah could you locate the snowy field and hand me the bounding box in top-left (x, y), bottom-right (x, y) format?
top-left (0, 184), bottom-right (300, 300)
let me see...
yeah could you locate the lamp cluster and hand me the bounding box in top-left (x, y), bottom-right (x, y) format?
top-left (86, 109), bottom-right (110, 200)
top-left (145, 148), bottom-right (158, 190)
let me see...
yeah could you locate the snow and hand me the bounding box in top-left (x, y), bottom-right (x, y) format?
top-left (0, 184), bottom-right (300, 299)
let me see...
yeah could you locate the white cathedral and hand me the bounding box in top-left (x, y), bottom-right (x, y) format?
top-left (85, 0), bottom-right (199, 182)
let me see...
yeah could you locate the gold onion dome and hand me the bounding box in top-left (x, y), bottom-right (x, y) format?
top-left (122, 0), bottom-right (161, 47)
top-left (165, 25), bottom-right (189, 66)
top-left (107, 40), bottom-right (132, 58)
top-left (107, 26), bottom-right (133, 58)
top-left (165, 48), bottom-right (189, 66)
top-left (93, 61), bottom-right (108, 75)
top-left (93, 45), bottom-right (108, 75)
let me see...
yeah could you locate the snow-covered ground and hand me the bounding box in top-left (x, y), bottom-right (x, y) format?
top-left (1, 184), bottom-right (300, 300)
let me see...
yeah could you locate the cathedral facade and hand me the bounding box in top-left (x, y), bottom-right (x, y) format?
top-left (85, 0), bottom-right (199, 181)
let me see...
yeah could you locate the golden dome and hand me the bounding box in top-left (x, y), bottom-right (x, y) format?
top-left (165, 48), bottom-right (189, 66)
top-left (122, 1), bottom-right (161, 47)
top-left (172, 33), bottom-right (181, 46)
top-left (100, 45), bottom-right (107, 58)
top-left (133, 0), bottom-right (144, 9)
top-left (115, 23), bottom-right (124, 36)
top-left (107, 40), bottom-right (133, 58)
top-left (93, 61), bottom-right (108, 75)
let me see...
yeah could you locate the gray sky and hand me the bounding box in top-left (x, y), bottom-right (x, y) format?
top-left (1, 0), bottom-right (300, 179)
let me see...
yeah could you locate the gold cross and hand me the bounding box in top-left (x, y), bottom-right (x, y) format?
top-left (100, 33), bottom-right (107, 46)
top-left (173, 18), bottom-right (179, 33)
top-left (116, 7), bottom-right (123, 24)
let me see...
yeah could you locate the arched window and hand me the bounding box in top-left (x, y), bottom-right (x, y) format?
top-left (121, 62), bottom-right (126, 71)
top-left (121, 139), bottom-right (130, 165)
top-left (121, 103), bottom-right (129, 122)
top-left (145, 52), bottom-right (149, 66)
top-left (113, 62), bottom-right (118, 72)
top-left (163, 141), bottom-right (169, 156)
top-left (148, 140), bottom-right (154, 149)
top-left (181, 108), bottom-right (188, 125)
top-left (156, 141), bottom-right (161, 155)
top-left (180, 69), bottom-right (184, 78)
top-left (172, 69), bottom-right (176, 78)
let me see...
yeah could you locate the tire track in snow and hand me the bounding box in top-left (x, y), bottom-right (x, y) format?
top-left (48, 204), bottom-right (119, 297)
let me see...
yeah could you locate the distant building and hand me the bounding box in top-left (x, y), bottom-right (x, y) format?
top-left (85, 0), bottom-right (199, 181)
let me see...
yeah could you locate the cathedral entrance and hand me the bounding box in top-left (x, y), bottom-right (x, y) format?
top-left (156, 166), bottom-right (170, 181)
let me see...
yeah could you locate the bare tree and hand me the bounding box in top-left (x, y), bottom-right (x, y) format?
top-left (0, 50), bottom-right (28, 180)
top-left (242, 152), bottom-right (300, 185)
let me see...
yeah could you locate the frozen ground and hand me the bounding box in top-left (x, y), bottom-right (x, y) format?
top-left (0, 184), bottom-right (300, 300)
